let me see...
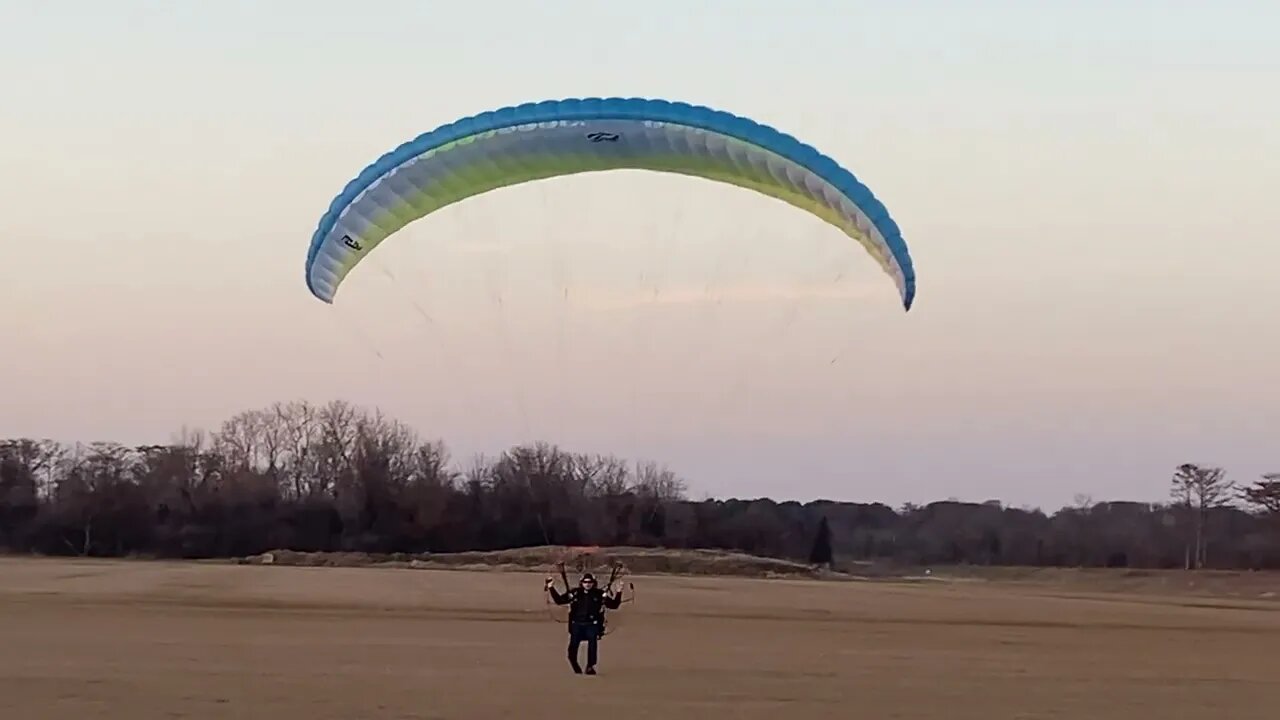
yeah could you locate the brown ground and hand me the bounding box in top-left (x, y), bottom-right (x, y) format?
top-left (1, 555), bottom-right (1277, 719)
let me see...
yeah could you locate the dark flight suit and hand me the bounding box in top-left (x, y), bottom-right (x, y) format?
top-left (548, 582), bottom-right (622, 674)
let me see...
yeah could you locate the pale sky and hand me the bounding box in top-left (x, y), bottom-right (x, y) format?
top-left (2, 0), bottom-right (1277, 511)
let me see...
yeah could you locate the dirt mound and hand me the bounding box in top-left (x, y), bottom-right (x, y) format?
top-left (238, 546), bottom-right (831, 579)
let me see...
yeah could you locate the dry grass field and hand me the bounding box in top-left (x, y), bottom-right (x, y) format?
top-left (2, 555), bottom-right (1277, 719)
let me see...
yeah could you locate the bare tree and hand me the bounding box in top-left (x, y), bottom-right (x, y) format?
top-left (0, 439), bottom-right (61, 547)
top-left (1170, 463), bottom-right (1235, 569)
top-left (315, 400), bottom-right (359, 497)
top-left (399, 440), bottom-right (457, 547)
top-left (4, 399), bottom-right (1279, 569)
top-left (569, 453), bottom-right (629, 498)
top-left (632, 460), bottom-right (688, 501)
top-left (1241, 473), bottom-right (1280, 517)
top-left (0, 439), bottom-right (64, 500)
top-left (269, 401), bottom-right (315, 498)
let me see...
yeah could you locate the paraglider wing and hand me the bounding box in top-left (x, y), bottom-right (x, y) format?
top-left (304, 97), bottom-right (916, 310)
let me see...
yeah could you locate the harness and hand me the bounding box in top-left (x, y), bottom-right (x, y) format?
top-left (544, 556), bottom-right (634, 637)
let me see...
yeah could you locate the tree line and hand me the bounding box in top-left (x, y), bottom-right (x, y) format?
top-left (1, 400), bottom-right (1277, 569)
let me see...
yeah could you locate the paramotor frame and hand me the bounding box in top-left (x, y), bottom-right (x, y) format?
top-left (543, 546), bottom-right (635, 637)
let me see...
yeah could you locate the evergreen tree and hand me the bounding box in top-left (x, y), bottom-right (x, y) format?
top-left (809, 516), bottom-right (833, 567)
